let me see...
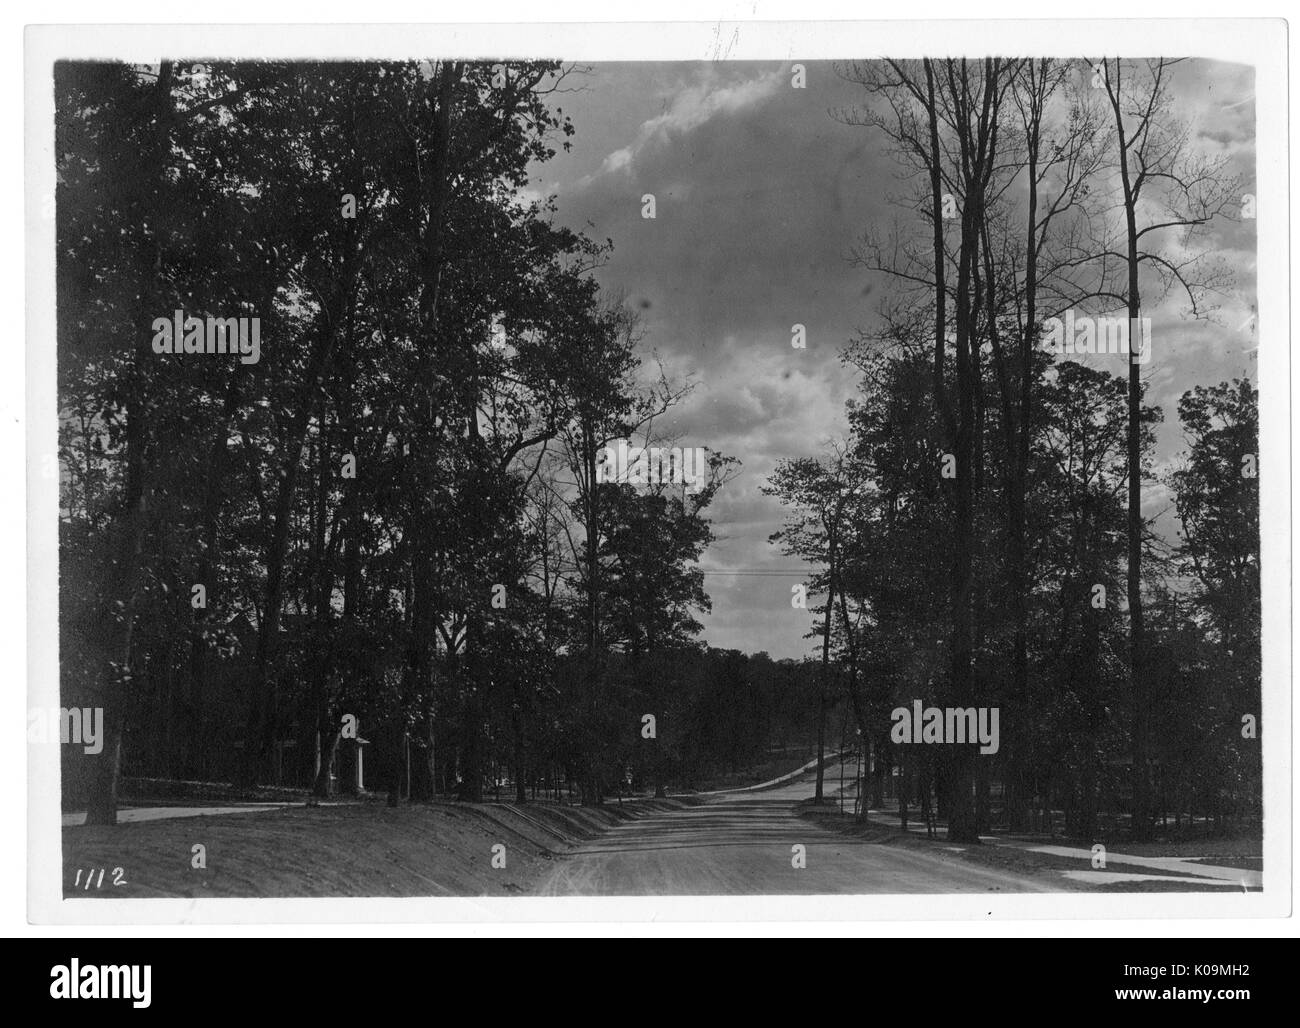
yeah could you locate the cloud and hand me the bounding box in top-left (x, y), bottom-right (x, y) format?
top-left (538, 60), bottom-right (1256, 658)
top-left (581, 67), bottom-right (784, 185)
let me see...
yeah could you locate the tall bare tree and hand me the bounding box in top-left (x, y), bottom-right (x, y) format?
top-left (1088, 57), bottom-right (1239, 839)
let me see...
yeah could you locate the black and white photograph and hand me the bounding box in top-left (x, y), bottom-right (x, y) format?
top-left (23, 16), bottom-right (1289, 927)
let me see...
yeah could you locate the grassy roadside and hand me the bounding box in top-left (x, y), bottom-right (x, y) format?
top-left (62, 796), bottom-right (685, 899)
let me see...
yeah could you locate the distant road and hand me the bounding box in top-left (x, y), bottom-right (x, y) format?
top-left (536, 758), bottom-right (1055, 895)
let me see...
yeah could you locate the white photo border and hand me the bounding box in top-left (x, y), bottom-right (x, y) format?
top-left (25, 17), bottom-right (1290, 924)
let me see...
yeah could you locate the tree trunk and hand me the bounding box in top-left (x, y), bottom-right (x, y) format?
top-left (84, 61), bottom-right (177, 825)
top-left (1105, 59), bottom-right (1152, 841)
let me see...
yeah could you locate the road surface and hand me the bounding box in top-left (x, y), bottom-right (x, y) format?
top-left (537, 758), bottom-right (1055, 895)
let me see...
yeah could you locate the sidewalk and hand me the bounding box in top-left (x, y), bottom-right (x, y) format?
top-left (63, 803), bottom-right (293, 827)
top-left (844, 791), bottom-right (1260, 889)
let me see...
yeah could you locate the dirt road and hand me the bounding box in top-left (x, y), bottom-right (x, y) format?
top-left (537, 760), bottom-right (1055, 896)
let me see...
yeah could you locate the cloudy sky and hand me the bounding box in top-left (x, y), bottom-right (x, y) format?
top-left (529, 59), bottom-right (1257, 660)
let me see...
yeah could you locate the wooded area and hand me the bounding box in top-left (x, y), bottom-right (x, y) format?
top-left (56, 57), bottom-right (1259, 846)
top-left (55, 59), bottom-right (803, 820)
top-left (765, 58), bottom-right (1259, 842)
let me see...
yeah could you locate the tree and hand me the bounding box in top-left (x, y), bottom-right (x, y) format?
top-left (1168, 379), bottom-right (1260, 821)
top-left (1089, 57), bottom-right (1240, 838)
top-left (765, 445), bottom-right (871, 801)
top-left (839, 57), bottom-right (1020, 841)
